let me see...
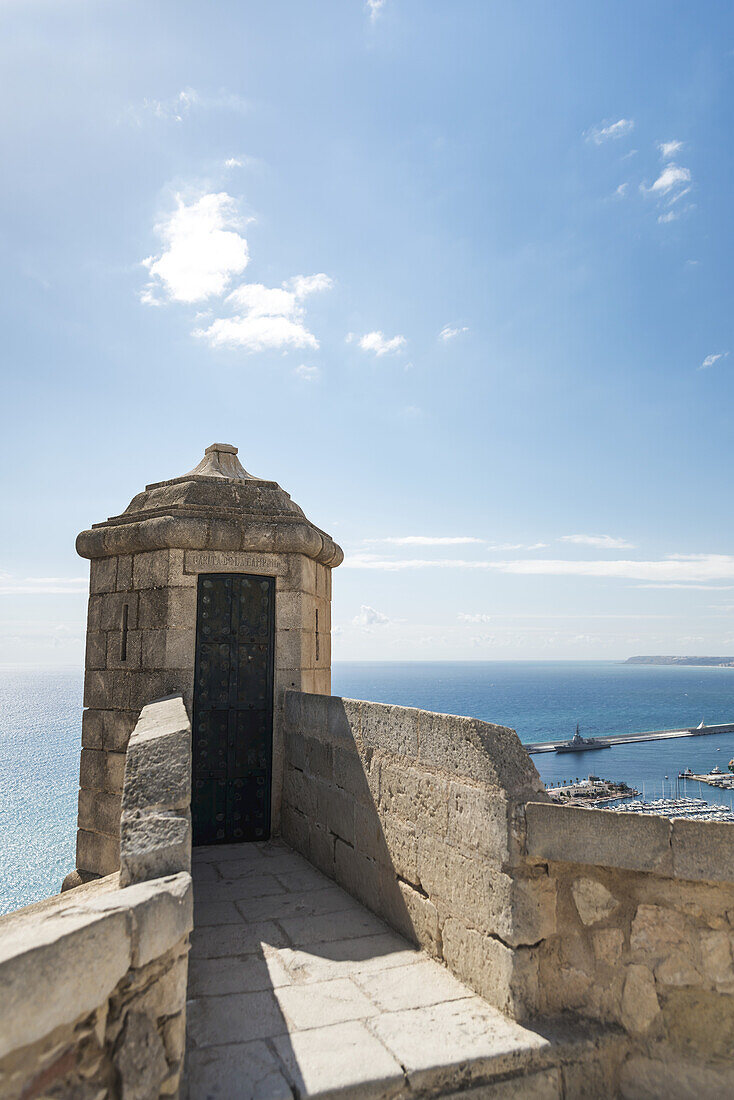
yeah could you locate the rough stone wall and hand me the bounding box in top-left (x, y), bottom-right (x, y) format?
top-left (77, 547), bottom-right (332, 878)
top-left (0, 696), bottom-right (195, 1099)
top-left (280, 691), bottom-right (550, 1019)
top-left (525, 802), bottom-right (734, 1093)
top-left (78, 551), bottom-right (197, 879)
top-left (280, 691), bottom-right (734, 1090)
top-left (119, 695), bottom-right (192, 888)
top-left (0, 875), bottom-right (192, 1100)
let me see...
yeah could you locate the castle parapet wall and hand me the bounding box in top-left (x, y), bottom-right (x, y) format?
top-left (280, 691), bottom-right (734, 1093)
top-left (280, 691), bottom-right (551, 1019)
top-left (524, 802), bottom-right (734, 1094)
top-left (0, 697), bottom-right (193, 1100)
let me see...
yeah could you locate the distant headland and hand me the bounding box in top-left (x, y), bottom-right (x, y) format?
top-left (626, 655), bottom-right (734, 667)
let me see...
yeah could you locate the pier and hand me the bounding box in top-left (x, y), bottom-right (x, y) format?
top-left (679, 769), bottom-right (734, 790)
top-left (524, 720), bottom-right (734, 755)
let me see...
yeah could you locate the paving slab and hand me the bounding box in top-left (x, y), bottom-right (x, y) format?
top-left (214, 859), bottom-right (290, 883)
top-left (194, 843), bottom-right (268, 864)
top-left (354, 958), bottom-right (471, 1013)
top-left (204, 876), bottom-right (288, 903)
top-left (256, 848), bottom-right (325, 874)
top-left (275, 977), bottom-right (378, 1030)
top-left (274, 934), bottom-right (422, 984)
top-left (184, 1040), bottom-right (293, 1100)
top-left (367, 996), bottom-right (551, 1093)
top-left (190, 860), bottom-right (222, 883)
top-left (280, 907), bottom-right (390, 947)
top-left (186, 989), bottom-right (289, 1047)
top-left (189, 920), bottom-right (288, 959)
top-left (188, 953), bottom-right (292, 998)
top-left (271, 864), bottom-right (336, 893)
top-left (272, 1020), bottom-right (405, 1100)
top-left (235, 885), bottom-right (361, 924)
top-left (194, 899), bottom-right (243, 926)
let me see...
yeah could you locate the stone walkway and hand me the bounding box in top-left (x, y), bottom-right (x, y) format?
top-left (184, 841), bottom-right (612, 1099)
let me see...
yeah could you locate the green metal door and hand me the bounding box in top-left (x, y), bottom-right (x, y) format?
top-left (192, 573), bottom-right (275, 845)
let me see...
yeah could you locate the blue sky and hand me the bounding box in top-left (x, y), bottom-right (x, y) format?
top-left (1, 0), bottom-right (733, 664)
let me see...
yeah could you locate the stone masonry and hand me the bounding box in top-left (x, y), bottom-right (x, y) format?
top-left (68, 444), bottom-right (342, 884)
top-left (279, 691), bottom-right (734, 1092)
top-left (0, 697), bottom-right (194, 1100)
top-left (280, 691), bottom-right (551, 1020)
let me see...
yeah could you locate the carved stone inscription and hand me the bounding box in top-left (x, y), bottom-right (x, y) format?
top-left (184, 551), bottom-right (286, 576)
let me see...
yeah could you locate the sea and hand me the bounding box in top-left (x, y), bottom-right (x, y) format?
top-left (2, 660), bottom-right (734, 916)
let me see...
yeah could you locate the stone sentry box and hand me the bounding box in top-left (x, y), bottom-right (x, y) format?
top-left (70, 443), bottom-right (342, 883)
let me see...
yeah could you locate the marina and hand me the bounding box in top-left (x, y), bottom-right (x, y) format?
top-left (614, 796), bottom-right (734, 823)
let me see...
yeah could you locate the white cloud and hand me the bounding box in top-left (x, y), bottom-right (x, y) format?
top-left (699, 352), bottom-right (729, 370)
top-left (295, 364), bottom-right (321, 382)
top-left (614, 183), bottom-right (629, 198)
top-left (139, 87), bottom-right (199, 123)
top-left (200, 315), bottom-right (319, 352)
top-left (288, 273), bottom-right (333, 297)
top-left (640, 158), bottom-right (694, 224)
top-left (439, 324), bottom-right (469, 341)
top-left (560, 534), bottom-right (635, 550)
top-left (366, 0), bottom-right (386, 21)
top-left (352, 604), bottom-right (389, 626)
top-left (586, 118), bottom-right (634, 145)
top-left (197, 272), bottom-right (333, 352)
top-left (360, 537), bottom-right (549, 551)
top-left (343, 552), bottom-right (734, 583)
top-left (128, 88), bottom-right (249, 127)
top-left (348, 331), bottom-right (406, 356)
top-left (486, 542), bottom-right (548, 552)
top-left (458, 613), bottom-right (492, 623)
top-left (659, 140), bottom-right (683, 159)
top-left (368, 536), bottom-right (483, 546)
top-left (0, 574), bottom-right (88, 596)
top-left (223, 154), bottom-right (263, 172)
top-left (648, 164), bottom-right (691, 195)
top-left (142, 193), bottom-right (250, 304)
top-left (636, 583), bottom-right (734, 590)
top-left (226, 283), bottom-right (296, 317)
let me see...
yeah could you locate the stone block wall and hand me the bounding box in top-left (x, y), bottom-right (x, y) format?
top-left (0, 696), bottom-right (194, 1100)
top-left (77, 550), bottom-right (197, 880)
top-left (76, 546), bottom-right (333, 879)
top-left (280, 691), bottom-right (734, 1089)
top-left (0, 875), bottom-right (192, 1100)
top-left (280, 691), bottom-right (550, 1019)
top-left (524, 802), bottom-right (734, 1093)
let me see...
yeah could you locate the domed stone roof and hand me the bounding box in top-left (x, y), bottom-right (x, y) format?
top-left (77, 443), bottom-right (343, 567)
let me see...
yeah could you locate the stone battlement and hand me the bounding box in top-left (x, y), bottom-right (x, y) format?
top-left (0, 697), bottom-right (194, 1100)
top-left (279, 691), bottom-right (734, 1092)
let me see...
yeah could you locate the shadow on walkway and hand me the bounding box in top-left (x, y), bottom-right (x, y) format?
top-left (183, 841), bottom-right (613, 1099)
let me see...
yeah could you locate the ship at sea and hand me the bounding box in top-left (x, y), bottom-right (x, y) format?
top-left (555, 723), bottom-right (611, 754)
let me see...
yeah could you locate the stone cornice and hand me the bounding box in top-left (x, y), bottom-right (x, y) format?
top-left (77, 513), bottom-right (343, 566)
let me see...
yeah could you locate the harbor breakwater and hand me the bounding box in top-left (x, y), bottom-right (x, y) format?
top-left (526, 721), bottom-right (734, 755)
